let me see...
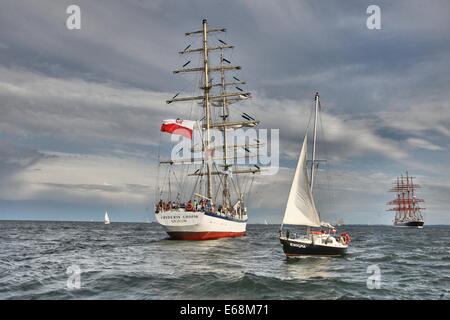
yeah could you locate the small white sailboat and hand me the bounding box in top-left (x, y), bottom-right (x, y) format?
top-left (104, 211), bottom-right (111, 225)
top-left (279, 92), bottom-right (350, 257)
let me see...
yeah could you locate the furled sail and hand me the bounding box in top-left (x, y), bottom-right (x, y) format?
top-left (282, 134), bottom-right (321, 227)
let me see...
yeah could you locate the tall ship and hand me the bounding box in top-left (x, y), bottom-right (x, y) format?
top-left (279, 93), bottom-right (350, 257)
top-left (387, 171), bottom-right (425, 228)
top-left (154, 19), bottom-right (261, 240)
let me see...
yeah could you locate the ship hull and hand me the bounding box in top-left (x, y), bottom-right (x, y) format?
top-left (167, 231), bottom-right (245, 240)
top-left (280, 237), bottom-right (347, 257)
top-left (394, 220), bottom-right (424, 228)
top-left (155, 210), bottom-right (247, 240)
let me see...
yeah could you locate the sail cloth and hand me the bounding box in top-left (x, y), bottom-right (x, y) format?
top-left (160, 119), bottom-right (196, 139)
top-left (282, 134), bottom-right (321, 227)
top-left (104, 211), bottom-right (110, 223)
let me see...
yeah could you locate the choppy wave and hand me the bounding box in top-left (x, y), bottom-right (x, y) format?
top-left (0, 221), bottom-right (449, 299)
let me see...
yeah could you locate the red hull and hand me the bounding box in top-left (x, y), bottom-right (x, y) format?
top-left (167, 231), bottom-right (246, 240)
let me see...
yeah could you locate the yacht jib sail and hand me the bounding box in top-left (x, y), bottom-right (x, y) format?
top-left (155, 19), bottom-right (261, 240)
top-left (282, 135), bottom-right (321, 227)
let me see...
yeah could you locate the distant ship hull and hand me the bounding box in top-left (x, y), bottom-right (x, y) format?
top-left (280, 237), bottom-right (347, 257)
top-left (155, 210), bottom-right (246, 240)
top-left (394, 220), bottom-right (424, 228)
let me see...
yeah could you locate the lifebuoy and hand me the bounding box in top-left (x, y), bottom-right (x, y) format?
top-left (186, 202), bottom-right (194, 211)
top-left (340, 232), bottom-right (351, 245)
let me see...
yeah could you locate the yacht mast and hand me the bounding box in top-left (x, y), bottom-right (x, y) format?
top-left (310, 92), bottom-right (320, 192)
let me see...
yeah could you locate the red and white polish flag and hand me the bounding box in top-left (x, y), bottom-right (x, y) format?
top-left (160, 119), bottom-right (196, 139)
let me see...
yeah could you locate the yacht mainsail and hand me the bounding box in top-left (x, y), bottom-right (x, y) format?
top-left (282, 134), bottom-right (321, 227)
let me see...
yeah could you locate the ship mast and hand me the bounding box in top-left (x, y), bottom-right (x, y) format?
top-left (220, 53), bottom-right (230, 209)
top-left (310, 92), bottom-right (320, 192)
top-left (396, 177), bottom-right (400, 221)
top-left (162, 19), bottom-right (260, 210)
top-left (401, 174), bottom-right (405, 220)
top-left (406, 171), bottom-right (411, 219)
top-left (202, 19), bottom-right (213, 199)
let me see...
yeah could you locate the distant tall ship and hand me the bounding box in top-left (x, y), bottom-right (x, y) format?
top-left (154, 19), bottom-right (260, 240)
top-left (387, 171), bottom-right (425, 228)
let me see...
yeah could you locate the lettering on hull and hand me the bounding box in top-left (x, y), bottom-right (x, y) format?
top-left (155, 211), bottom-right (204, 226)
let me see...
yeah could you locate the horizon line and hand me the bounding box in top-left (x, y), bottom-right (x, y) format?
top-left (0, 219), bottom-right (449, 226)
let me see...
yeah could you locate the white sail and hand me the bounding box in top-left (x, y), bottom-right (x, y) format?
top-left (282, 134), bottom-right (321, 227)
top-left (104, 211), bottom-right (110, 224)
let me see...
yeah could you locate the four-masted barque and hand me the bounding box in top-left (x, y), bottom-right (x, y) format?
top-left (387, 172), bottom-right (425, 228)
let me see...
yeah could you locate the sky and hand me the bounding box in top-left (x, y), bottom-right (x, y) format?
top-left (0, 0), bottom-right (449, 224)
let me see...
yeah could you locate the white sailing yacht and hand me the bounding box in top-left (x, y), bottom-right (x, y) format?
top-left (104, 211), bottom-right (110, 225)
top-left (279, 92), bottom-right (350, 257)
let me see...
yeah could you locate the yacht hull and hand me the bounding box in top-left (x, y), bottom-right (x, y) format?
top-left (280, 237), bottom-right (347, 257)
